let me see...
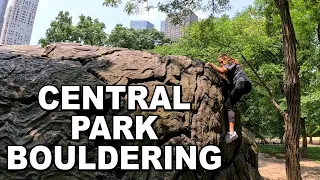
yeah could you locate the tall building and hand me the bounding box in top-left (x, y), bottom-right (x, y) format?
top-left (164, 11), bottom-right (198, 41)
top-left (0, 0), bottom-right (9, 32)
top-left (130, 20), bottom-right (154, 30)
top-left (160, 20), bottom-right (165, 32)
top-left (0, 0), bottom-right (39, 45)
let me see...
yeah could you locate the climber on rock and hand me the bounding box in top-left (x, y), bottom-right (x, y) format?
top-left (207, 54), bottom-right (252, 144)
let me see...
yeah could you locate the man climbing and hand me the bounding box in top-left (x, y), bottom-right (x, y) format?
top-left (207, 54), bottom-right (252, 144)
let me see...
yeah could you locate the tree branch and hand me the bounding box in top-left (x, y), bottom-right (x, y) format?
top-left (317, 23), bottom-right (320, 43)
top-left (266, 50), bottom-right (281, 64)
top-left (241, 54), bottom-right (288, 122)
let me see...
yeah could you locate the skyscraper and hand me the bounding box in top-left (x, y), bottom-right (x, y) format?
top-left (160, 20), bottom-right (165, 32)
top-left (0, 0), bottom-right (39, 45)
top-left (164, 11), bottom-right (198, 41)
top-left (0, 0), bottom-right (9, 32)
top-left (130, 20), bottom-right (154, 30)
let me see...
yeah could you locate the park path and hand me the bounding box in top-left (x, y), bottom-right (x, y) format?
top-left (258, 153), bottom-right (320, 180)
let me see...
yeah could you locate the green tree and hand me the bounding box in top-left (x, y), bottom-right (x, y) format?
top-left (255, 0), bottom-right (320, 160)
top-left (107, 24), bottom-right (169, 50)
top-left (76, 15), bottom-right (107, 46)
top-left (290, 0), bottom-right (320, 159)
top-left (107, 24), bottom-right (136, 49)
top-left (38, 11), bottom-right (78, 47)
top-left (38, 11), bottom-right (107, 47)
top-left (272, 1), bottom-right (302, 178)
top-left (303, 0), bottom-right (320, 42)
top-left (136, 28), bottom-right (170, 49)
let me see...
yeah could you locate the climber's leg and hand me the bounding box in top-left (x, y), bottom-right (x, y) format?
top-left (228, 110), bottom-right (236, 131)
top-left (225, 85), bottom-right (242, 129)
top-left (225, 92), bottom-right (239, 144)
top-left (226, 81), bottom-right (252, 121)
top-left (225, 82), bottom-right (251, 144)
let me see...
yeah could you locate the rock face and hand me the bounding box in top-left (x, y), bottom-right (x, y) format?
top-left (0, 43), bottom-right (261, 180)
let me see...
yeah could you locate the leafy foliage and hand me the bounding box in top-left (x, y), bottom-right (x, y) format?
top-left (107, 24), bottom-right (170, 50)
top-left (76, 15), bottom-right (107, 46)
top-left (39, 11), bottom-right (168, 50)
top-left (102, 0), bottom-right (231, 24)
top-left (38, 11), bottom-right (107, 47)
top-left (39, 11), bottom-right (79, 47)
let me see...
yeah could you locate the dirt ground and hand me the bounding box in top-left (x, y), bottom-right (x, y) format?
top-left (259, 153), bottom-right (320, 180)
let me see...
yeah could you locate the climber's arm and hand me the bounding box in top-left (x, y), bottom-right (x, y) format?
top-left (207, 62), bottom-right (229, 74)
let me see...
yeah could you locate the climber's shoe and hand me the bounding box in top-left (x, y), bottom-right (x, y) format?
top-left (225, 131), bottom-right (238, 144)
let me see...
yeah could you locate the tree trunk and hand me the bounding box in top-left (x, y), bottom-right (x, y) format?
top-left (309, 136), bottom-right (313, 144)
top-left (301, 118), bottom-right (307, 158)
top-left (274, 0), bottom-right (302, 180)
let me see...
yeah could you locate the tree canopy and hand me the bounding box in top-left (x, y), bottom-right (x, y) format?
top-left (76, 15), bottom-right (107, 46)
top-left (103, 0), bottom-right (231, 24)
top-left (107, 24), bottom-right (169, 50)
top-left (38, 11), bottom-right (79, 47)
top-left (39, 11), bottom-right (169, 50)
top-left (38, 11), bottom-right (107, 47)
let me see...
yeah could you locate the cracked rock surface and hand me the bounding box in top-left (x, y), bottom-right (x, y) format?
top-left (0, 43), bottom-right (261, 180)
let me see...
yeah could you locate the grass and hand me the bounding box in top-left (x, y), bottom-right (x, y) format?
top-left (258, 145), bottom-right (320, 163)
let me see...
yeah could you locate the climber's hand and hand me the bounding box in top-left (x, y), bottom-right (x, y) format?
top-left (206, 62), bottom-right (214, 67)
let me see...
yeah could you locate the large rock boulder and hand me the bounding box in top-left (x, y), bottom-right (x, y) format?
top-left (0, 43), bottom-right (261, 180)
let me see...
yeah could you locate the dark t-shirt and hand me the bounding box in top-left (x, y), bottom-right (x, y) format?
top-left (223, 63), bottom-right (250, 86)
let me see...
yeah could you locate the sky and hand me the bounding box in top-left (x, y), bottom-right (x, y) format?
top-left (29, 0), bottom-right (255, 45)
